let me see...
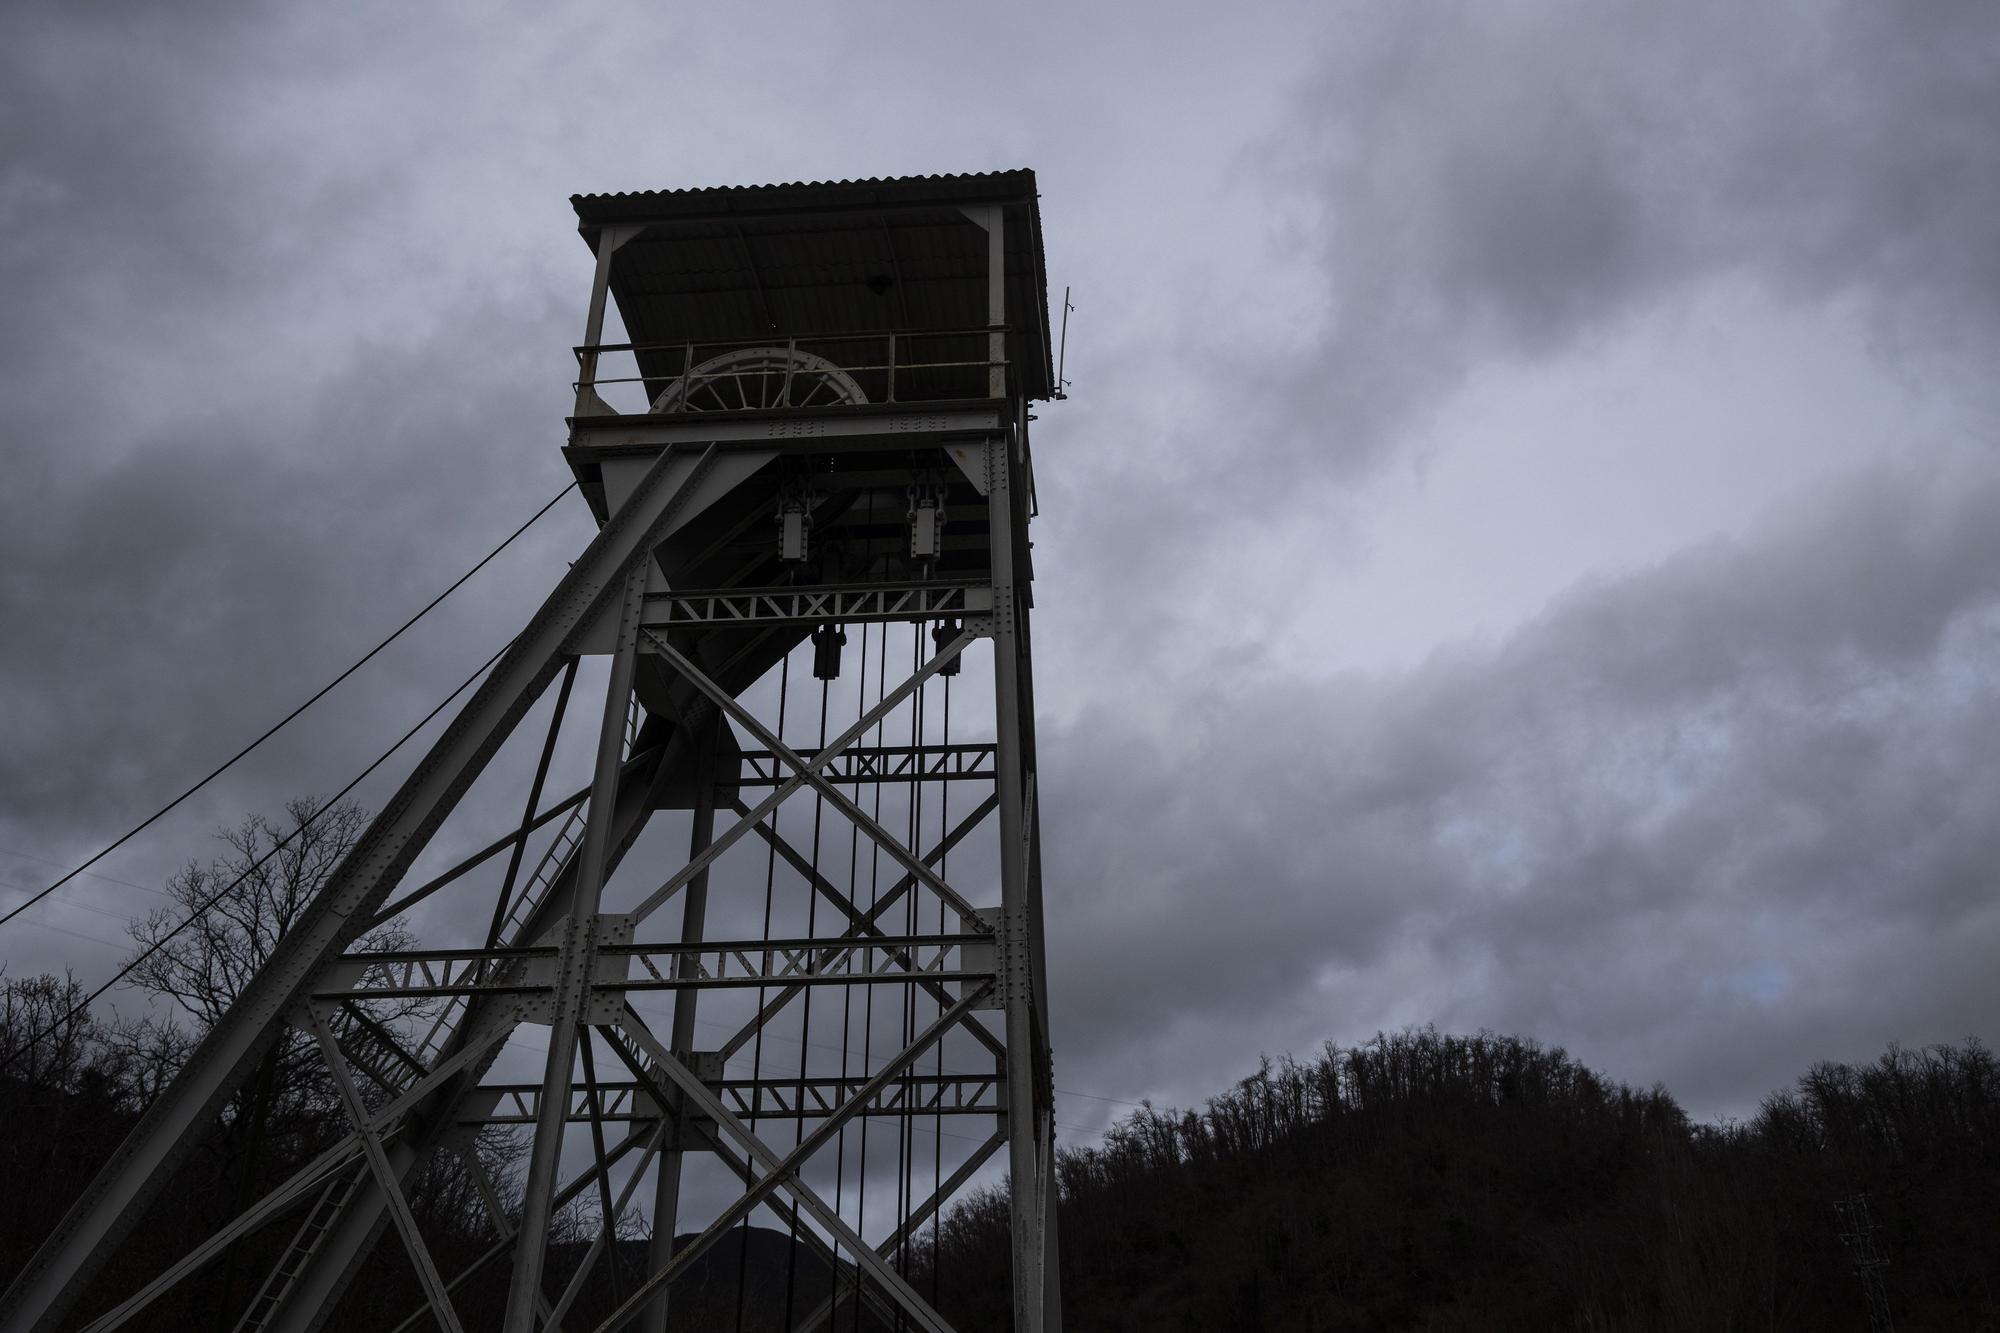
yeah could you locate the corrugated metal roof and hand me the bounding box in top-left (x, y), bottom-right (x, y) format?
top-left (572, 170), bottom-right (1038, 225)
top-left (572, 171), bottom-right (1054, 400)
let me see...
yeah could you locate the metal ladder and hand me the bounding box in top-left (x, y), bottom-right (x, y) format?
top-left (229, 1165), bottom-right (368, 1333)
top-left (230, 694), bottom-right (645, 1330)
top-left (409, 690), bottom-right (640, 1067)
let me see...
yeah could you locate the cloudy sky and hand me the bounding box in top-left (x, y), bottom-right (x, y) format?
top-left (4, 0), bottom-right (1999, 1145)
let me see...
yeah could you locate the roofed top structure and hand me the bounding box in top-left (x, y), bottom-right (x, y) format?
top-left (571, 170), bottom-right (1055, 405)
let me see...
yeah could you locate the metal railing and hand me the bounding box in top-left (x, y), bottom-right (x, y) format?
top-left (573, 327), bottom-right (1012, 414)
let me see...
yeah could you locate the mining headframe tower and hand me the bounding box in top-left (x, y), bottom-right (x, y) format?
top-left (1, 170), bottom-right (1062, 1333)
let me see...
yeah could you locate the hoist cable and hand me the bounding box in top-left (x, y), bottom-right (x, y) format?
top-left (782, 673), bottom-right (833, 1328)
top-left (736, 650), bottom-right (791, 1333)
top-left (0, 633), bottom-right (513, 1076)
top-left (831, 618), bottom-right (871, 1294)
top-left (932, 666), bottom-right (952, 1307)
top-left (896, 627), bottom-right (926, 1316)
top-left (0, 482), bottom-right (576, 934)
top-left (852, 614), bottom-right (891, 1333)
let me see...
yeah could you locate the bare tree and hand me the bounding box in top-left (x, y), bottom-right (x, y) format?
top-left (128, 799), bottom-right (371, 1027)
top-left (0, 972), bottom-right (193, 1283)
top-left (0, 970), bottom-right (100, 1097)
top-left (121, 798), bottom-right (424, 1313)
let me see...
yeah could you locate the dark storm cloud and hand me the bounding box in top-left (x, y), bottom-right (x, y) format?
top-left (5, 0), bottom-right (1999, 1137)
top-left (1042, 462), bottom-right (2000, 1114)
top-left (1030, 0), bottom-right (2000, 686)
top-left (1252, 0), bottom-right (2000, 472)
top-left (0, 5), bottom-right (588, 870)
top-left (1052, 1), bottom-right (2000, 1115)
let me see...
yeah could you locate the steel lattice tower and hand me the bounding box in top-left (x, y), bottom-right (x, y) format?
top-left (1, 171), bottom-right (1061, 1333)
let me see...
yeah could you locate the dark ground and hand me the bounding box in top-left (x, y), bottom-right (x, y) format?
top-left (5, 986), bottom-right (1995, 1331)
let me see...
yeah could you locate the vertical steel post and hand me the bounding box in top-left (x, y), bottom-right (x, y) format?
top-left (978, 196), bottom-right (1058, 1333)
top-left (985, 205), bottom-right (1007, 400)
top-left (639, 715), bottom-right (719, 1333)
top-left (576, 224), bottom-right (629, 416)
top-left (501, 567), bottom-right (648, 1333)
top-left (987, 431), bottom-right (1050, 1332)
top-left (8, 177), bottom-right (1063, 1333)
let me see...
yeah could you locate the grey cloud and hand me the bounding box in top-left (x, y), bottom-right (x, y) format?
top-left (1251, 0), bottom-right (2000, 473)
top-left (1041, 462), bottom-right (2000, 1115)
top-left (0, 4), bottom-right (596, 865)
top-left (4, 0), bottom-right (1998, 1144)
top-left (0, 346), bottom-right (585, 854)
top-left (1028, 1), bottom-right (2000, 685)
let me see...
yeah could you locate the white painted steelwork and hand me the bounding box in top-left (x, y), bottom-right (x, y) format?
top-left (0, 171), bottom-right (1059, 1333)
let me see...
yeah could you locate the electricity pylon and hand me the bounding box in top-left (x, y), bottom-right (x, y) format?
top-left (1, 171), bottom-right (1061, 1333)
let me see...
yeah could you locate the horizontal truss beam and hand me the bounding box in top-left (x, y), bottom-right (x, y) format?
top-left (565, 403), bottom-right (1006, 452)
top-left (642, 581), bottom-right (989, 628)
top-left (732, 742), bottom-right (996, 787)
top-left (0, 442), bottom-right (769, 1333)
top-left (590, 993), bottom-right (981, 1333)
top-left (316, 935), bottom-right (992, 1001)
top-left (456, 1071), bottom-right (1003, 1125)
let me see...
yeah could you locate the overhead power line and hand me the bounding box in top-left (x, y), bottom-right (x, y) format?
top-left (0, 483), bottom-right (575, 935)
top-left (0, 847), bottom-right (170, 899)
top-left (0, 633), bottom-right (514, 1077)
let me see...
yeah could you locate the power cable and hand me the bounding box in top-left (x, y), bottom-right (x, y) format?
top-left (0, 877), bottom-right (139, 931)
top-left (0, 633), bottom-right (512, 1077)
top-left (1057, 1088), bottom-right (1148, 1108)
top-left (6, 915), bottom-right (125, 951)
top-left (0, 482), bottom-right (575, 934)
top-left (0, 847), bottom-right (173, 899)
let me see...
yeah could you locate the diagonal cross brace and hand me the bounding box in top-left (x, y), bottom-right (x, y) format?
top-left (94, 1010), bottom-right (521, 1333)
top-left (790, 1129), bottom-right (1007, 1333)
top-left (378, 1123), bottom-right (654, 1333)
top-left (0, 442), bottom-right (762, 1333)
top-left (590, 996), bottom-right (985, 1333)
top-left (76, 1148), bottom-right (363, 1333)
top-left (700, 1131), bottom-right (904, 1333)
top-left (541, 1118), bottom-right (667, 1330)
top-left (643, 630), bottom-right (985, 924)
top-left (627, 624), bottom-right (982, 926)
top-left (305, 1008), bottom-right (465, 1333)
top-left (722, 796), bottom-right (1005, 1063)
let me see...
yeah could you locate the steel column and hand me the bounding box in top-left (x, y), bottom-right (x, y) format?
top-left (986, 429), bottom-right (1055, 1332)
top-left (502, 566), bottom-right (649, 1332)
top-left (639, 713), bottom-right (719, 1333)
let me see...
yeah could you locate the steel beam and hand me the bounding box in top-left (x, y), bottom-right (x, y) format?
top-left (378, 1123), bottom-right (653, 1333)
top-left (502, 565), bottom-right (649, 1333)
top-left (643, 580), bottom-right (989, 629)
top-left (732, 742), bottom-right (997, 787)
top-left (592, 999), bottom-right (983, 1333)
top-left (984, 426), bottom-right (1058, 1332)
top-left (0, 443), bottom-right (765, 1333)
top-left (639, 714), bottom-right (718, 1333)
top-left (643, 630), bottom-right (986, 924)
top-left (455, 1071), bottom-right (1003, 1126)
top-left (305, 1010), bottom-right (465, 1333)
top-left (16, 226), bottom-right (1061, 1333)
top-left (624, 624), bottom-right (981, 926)
top-left (791, 1130), bottom-right (1007, 1333)
top-left (254, 751), bottom-right (671, 1333)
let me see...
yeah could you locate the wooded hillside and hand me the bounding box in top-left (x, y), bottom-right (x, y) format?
top-left (930, 1028), bottom-right (1999, 1332)
top-left (6, 973), bottom-right (1993, 1330)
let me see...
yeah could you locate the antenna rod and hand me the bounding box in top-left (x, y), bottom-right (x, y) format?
top-left (1055, 285), bottom-right (1073, 399)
